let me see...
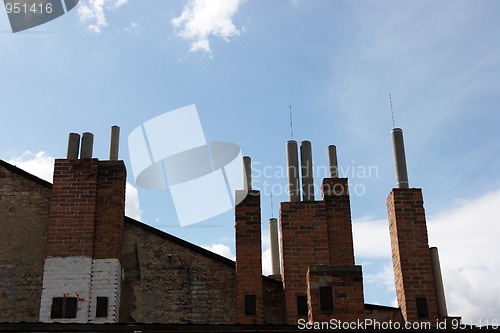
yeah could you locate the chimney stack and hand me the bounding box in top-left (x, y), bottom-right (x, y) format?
top-left (269, 218), bottom-right (280, 277)
top-left (430, 247), bottom-right (448, 318)
top-left (80, 132), bottom-right (94, 159)
top-left (67, 133), bottom-right (81, 160)
top-left (286, 140), bottom-right (300, 202)
top-left (109, 126), bottom-right (120, 160)
top-left (327, 145), bottom-right (339, 178)
top-left (300, 141), bottom-right (314, 201)
top-left (243, 156), bottom-right (252, 191)
top-left (391, 128), bottom-right (409, 188)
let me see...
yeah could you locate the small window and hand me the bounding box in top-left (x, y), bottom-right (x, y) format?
top-left (416, 297), bottom-right (429, 318)
top-left (297, 295), bottom-right (308, 316)
top-left (244, 294), bottom-right (256, 315)
top-left (51, 297), bottom-right (77, 319)
top-left (96, 297), bottom-right (109, 318)
top-left (319, 287), bottom-right (334, 312)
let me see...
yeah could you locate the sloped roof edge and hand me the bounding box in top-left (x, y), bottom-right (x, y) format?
top-left (0, 159), bottom-right (52, 189)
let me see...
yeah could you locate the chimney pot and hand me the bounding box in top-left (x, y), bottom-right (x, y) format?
top-left (109, 126), bottom-right (120, 160)
top-left (67, 133), bottom-right (80, 160)
top-left (80, 132), bottom-right (94, 159)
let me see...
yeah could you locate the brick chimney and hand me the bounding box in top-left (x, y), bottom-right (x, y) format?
top-left (39, 129), bottom-right (126, 323)
top-left (279, 143), bottom-right (364, 324)
top-left (235, 157), bottom-right (264, 324)
top-left (387, 128), bottom-right (439, 322)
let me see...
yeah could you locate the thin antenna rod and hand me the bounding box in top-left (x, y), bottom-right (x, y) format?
top-left (289, 105), bottom-right (294, 140)
top-left (389, 94), bottom-right (396, 129)
top-left (270, 192), bottom-right (274, 218)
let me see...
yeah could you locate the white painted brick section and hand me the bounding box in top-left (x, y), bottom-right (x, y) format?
top-left (39, 257), bottom-right (122, 323)
top-left (39, 257), bottom-right (93, 323)
top-left (89, 259), bottom-right (121, 323)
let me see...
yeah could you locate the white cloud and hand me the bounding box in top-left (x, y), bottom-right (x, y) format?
top-left (262, 247), bottom-right (272, 276)
top-left (352, 218), bottom-right (391, 258)
top-left (123, 21), bottom-right (142, 34)
top-left (7, 151), bottom-right (142, 222)
top-left (78, 0), bottom-right (128, 33)
top-left (202, 243), bottom-right (235, 260)
top-left (290, 0), bottom-right (301, 9)
top-left (428, 189), bottom-right (500, 322)
top-left (172, 0), bottom-right (243, 55)
top-left (353, 189), bottom-right (500, 322)
top-left (7, 151), bottom-right (54, 183)
top-left (125, 182), bottom-right (142, 220)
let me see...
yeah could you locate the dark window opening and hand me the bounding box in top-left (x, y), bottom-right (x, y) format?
top-left (96, 297), bottom-right (109, 318)
top-left (297, 295), bottom-right (308, 316)
top-left (51, 297), bottom-right (77, 319)
top-left (319, 286), bottom-right (334, 312)
top-left (244, 294), bottom-right (256, 315)
top-left (416, 297), bottom-right (429, 318)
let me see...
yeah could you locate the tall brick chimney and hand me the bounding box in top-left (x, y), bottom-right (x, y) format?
top-left (235, 157), bottom-right (264, 323)
top-left (39, 129), bottom-right (126, 323)
top-left (280, 142), bottom-right (364, 324)
top-left (386, 128), bottom-right (441, 322)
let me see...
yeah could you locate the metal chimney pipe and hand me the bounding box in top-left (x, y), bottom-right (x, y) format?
top-left (109, 125), bottom-right (120, 160)
top-left (286, 140), bottom-right (300, 202)
top-left (80, 132), bottom-right (94, 159)
top-left (391, 128), bottom-right (409, 188)
top-left (300, 140), bottom-right (314, 201)
top-left (327, 145), bottom-right (339, 178)
top-left (269, 218), bottom-right (280, 276)
top-left (430, 247), bottom-right (448, 317)
top-left (243, 156), bottom-right (252, 191)
top-left (67, 133), bottom-right (81, 160)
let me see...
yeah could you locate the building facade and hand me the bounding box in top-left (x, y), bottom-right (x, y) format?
top-left (0, 128), bottom-right (455, 326)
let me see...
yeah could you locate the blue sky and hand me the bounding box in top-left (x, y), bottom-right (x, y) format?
top-left (1, 0), bottom-right (500, 324)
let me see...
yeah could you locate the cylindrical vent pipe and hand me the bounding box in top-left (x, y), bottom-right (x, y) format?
top-left (391, 128), bottom-right (409, 188)
top-left (109, 125), bottom-right (120, 160)
top-left (286, 140), bottom-right (300, 202)
top-left (80, 132), bottom-right (94, 159)
top-left (67, 133), bottom-right (81, 160)
top-left (328, 145), bottom-right (339, 178)
top-left (430, 247), bottom-right (448, 317)
top-left (269, 218), bottom-right (280, 276)
top-left (300, 140), bottom-right (314, 201)
top-left (243, 156), bottom-right (252, 191)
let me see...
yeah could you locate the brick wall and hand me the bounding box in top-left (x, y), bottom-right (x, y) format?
top-left (322, 178), bottom-right (355, 266)
top-left (387, 188), bottom-right (439, 322)
top-left (120, 221), bottom-right (237, 324)
top-left (94, 161), bottom-right (126, 259)
top-left (46, 159), bottom-right (99, 257)
top-left (0, 162), bottom-right (51, 323)
top-left (280, 200), bottom-right (330, 324)
top-left (263, 278), bottom-right (285, 324)
top-left (307, 265), bottom-right (364, 322)
top-left (279, 177), bottom-right (364, 324)
top-left (235, 190), bottom-right (264, 324)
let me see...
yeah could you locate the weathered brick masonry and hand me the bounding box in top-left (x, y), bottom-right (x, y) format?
top-left (387, 188), bottom-right (439, 322)
top-left (235, 190), bottom-right (264, 324)
top-left (280, 177), bottom-right (364, 324)
top-left (0, 161), bottom-right (51, 323)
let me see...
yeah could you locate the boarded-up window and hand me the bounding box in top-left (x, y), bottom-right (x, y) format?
top-left (297, 295), bottom-right (308, 316)
top-left (51, 297), bottom-right (77, 319)
top-left (416, 297), bottom-right (429, 318)
top-left (96, 297), bottom-right (109, 318)
top-left (319, 287), bottom-right (334, 311)
top-left (244, 294), bottom-right (256, 315)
